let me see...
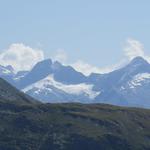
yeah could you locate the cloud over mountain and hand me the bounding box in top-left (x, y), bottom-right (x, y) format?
top-left (124, 38), bottom-right (150, 62)
top-left (124, 38), bottom-right (145, 60)
top-left (0, 38), bottom-right (150, 75)
top-left (0, 43), bottom-right (44, 71)
top-left (52, 49), bottom-right (68, 63)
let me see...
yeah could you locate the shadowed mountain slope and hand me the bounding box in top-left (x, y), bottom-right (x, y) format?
top-left (0, 78), bottom-right (39, 105)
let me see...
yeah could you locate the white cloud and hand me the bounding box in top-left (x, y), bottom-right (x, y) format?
top-left (124, 38), bottom-right (145, 60)
top-left (124, 38), bottom-right (150, 63)
top-left (72, 38), bottom-right (149, 76)
top-left (71, 60), bottom-right (102, 76)
top-left (71, 59), bottom-right (127, 76)
top-left (52, 49), bottom-right (68, 63)
top-left (0, 43), bottom-right (44, 72)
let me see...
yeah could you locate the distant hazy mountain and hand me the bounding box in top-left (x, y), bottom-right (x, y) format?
top-left (16, 59), bottom-right (87, 89)
top-left (16, 59), bottom-right (53, 89)
top-left (21, 56), bottom-right (150, 108)
top-left (51, 61), bottom-right (86, 84)
top-left (1, 56), bottom-right (150, 108)
top-left (94, 57), bottom-right (150, 108)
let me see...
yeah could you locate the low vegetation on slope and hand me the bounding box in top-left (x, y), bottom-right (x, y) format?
top-left (0, 102), bottom-right (150, 150)
top-left (0, 78), bottom-right (40, 105)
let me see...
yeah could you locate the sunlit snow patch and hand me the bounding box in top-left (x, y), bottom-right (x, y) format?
top-left (23, 75), bottom-right (100, 99)
top-left (128, 73), bottom-right (150, 89)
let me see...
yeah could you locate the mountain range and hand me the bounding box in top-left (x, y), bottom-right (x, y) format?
top-left (1, 56), bottom-right (150, 108)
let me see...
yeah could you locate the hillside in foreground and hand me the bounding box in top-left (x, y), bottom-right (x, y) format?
top-left (0, 102), bottom-right (150, 150)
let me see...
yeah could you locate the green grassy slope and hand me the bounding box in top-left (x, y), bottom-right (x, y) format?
top-left (0, 102), bottom-right (150, 150)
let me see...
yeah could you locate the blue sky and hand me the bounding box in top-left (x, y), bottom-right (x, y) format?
top-left (0, 0), bottom-right (150, 74)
